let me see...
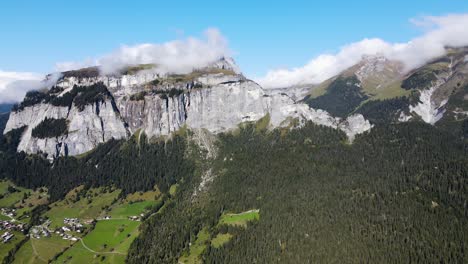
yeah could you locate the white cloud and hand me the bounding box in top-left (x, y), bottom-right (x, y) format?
top-left (55, 58), bottom-right (99, 72)
top-left (257, 13), bottom-right (468, 88)
top-left (55, 28), bottom-right (230, 75)
top-left (2, 29), bottom-right (228, 104)
top-left (0, 71), bottom-right (43, 103)
top-left (0, 71), bottom-right (63, 104)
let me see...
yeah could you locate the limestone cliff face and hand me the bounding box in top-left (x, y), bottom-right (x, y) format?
top-left (4, 99), bottom-right (129, 158)
top-left (4, 59), bottom-right (372, 158)
top-left (114, 75), bottom-right (371, 140)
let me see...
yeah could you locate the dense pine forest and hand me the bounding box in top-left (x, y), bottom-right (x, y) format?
top-left (0, 130), bottom-right (193, 201)
top-left (126, 120), bottom-right (468, 263)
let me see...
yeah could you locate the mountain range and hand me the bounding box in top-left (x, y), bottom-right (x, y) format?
top-left (4, 47), bottom-right (468, 159)
top-left (0, 47), bottom-right (467, 263)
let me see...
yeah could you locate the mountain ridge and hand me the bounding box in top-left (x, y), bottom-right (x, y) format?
top-left (4, 57), bottom-right (372, 159)
top-left (3, 47), bottom-right (468, 159)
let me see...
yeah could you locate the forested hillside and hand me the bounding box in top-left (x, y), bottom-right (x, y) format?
top-left (0, 50), bottom-right (467, 264)
top-left (0, 130), bottom-right (193, 201)
top-left (0, 109), bottom-right (467, 263)
top-left (128, 120), bottom-right (468, 263)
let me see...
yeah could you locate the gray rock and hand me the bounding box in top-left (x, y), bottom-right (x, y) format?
top-left (4, 59), bottom-right (372, 158)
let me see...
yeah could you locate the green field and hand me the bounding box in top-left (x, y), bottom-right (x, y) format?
top-left (13, 235), bottom-right (73, 264)
top-left (45, 188), bottom-right (120, 229)
top-left (0, 191), bottom-right (23, 208)
top-left (0, 214), bottom-right (10, 221)
top-left (169, 184), bottom-right (178, 196)
top-left (0, 231), bottom-right (26, 261)
top-left (109, 200), bottom-right (156, 218)
top-left (365, 80), bottom-right (411, 101)
top-left (219, 209), bottom-right (260, 227)
top-left (83, 220), bottom-right (140, 252)
top-left (0, 181), bottom-right (43, 208)
top-left (177, 209), bottom-right (259, 263)
top-left (179, 227), bottom-right (210, 264)
top-left (52, 241), bottom-right (126, 264)
top-left (55, 219), bottom-right (139, 264)
top-left (0, 185), bottom-right (159, 263)
top-left (124, 189), bottom-right (160, 202)
top-left (0, 181), bottom-right (10, 194)
top-left (0, 180), bottom-right (48, 220)
top-left (211, 233), bottom-right (233, 248)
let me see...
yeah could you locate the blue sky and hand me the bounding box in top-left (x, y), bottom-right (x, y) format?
top-left (1, 0), bottom-right (468, 78)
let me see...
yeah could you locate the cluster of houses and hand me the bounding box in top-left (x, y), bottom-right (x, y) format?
top-left (53, 218), bottom-right (84, 241)
top-left (1, 231), bottom-right (14, 243)
top-left (0, 220), bottom-right (26, 233)
top-left (62, 218), bottom-right (84, 232)
top-left (30, 218), bottom-right (86, 242)
top-left (1, 208), bottom-right (16, 218)
top-left (128, 215), bottom-right (142, 221)
top-left (0, 208), bottom-right (25, 243)
top-left (30, 224), bottom-right (51, 239)
top-left (60, 233), bottom-right (79, 241)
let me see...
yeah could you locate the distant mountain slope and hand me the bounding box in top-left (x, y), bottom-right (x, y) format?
top-left (304, 47), bottom-right (468, 126)
top-left (305, 75), bottom-right (368, 117)
top-left (0, 103), bottom-right (13, 114)
top-left (0, 104), bottom-right (12, 135)
top-left (0, 113), bottom-right (9, 134)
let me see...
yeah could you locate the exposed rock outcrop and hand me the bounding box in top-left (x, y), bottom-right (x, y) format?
top-left (4, 58), bottom-right (373, 158)
top-left (4, 100), bottom-right (129, 158)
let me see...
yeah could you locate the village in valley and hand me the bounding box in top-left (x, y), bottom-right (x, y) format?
top-left (0, 208), bottom-right (26, 244)
top-left (0, 181), bottom-right (163, 263)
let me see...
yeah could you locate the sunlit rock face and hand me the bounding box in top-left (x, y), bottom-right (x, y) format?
top-left (4, 58), bottom-right (373, 158)
top-left (4, 100), bottom-right (129, 158)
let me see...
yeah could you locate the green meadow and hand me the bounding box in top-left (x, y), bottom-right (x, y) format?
top-left (219, 209), bottom-right (260, 227)
top-left (45, 188), bottom-right (120, 229)
top-left (13, 235), bottom-right (72, 264)
top-left (211, 233), bottom-right (233, 248)
top-left (109, 200), bottom-right (156, 218)
top-left (0, 231), bottom-right (26, 261)
top-left (54, 219), bottom-right (139, 264)
top-left (178, 227), bottom-right (210, 264)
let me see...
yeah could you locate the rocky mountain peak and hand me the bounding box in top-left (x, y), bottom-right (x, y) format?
top-left (350, 55), bottom-right (404, 86)
top-left (206, 56), bottom-right (241, 74)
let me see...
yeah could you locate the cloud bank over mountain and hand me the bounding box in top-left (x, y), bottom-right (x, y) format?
top-left (0, 71), bottom-right (43, 104)
top-left (257, 13), bottom-right (468, 88)
top-left (56, 28), bottom-right (230, 75)
top-left (0, 29), bottom-right (230, 103)
top-left (2, 14), bottom-right (468, 103)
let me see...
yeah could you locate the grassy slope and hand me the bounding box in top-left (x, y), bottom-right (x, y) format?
top-left (0, 231), bottom-right (25, 261)
top-left (53, 242), bottom-right (126, 264)
top-left (124, 189), bottom-right (160, 202)
top-left (13, 235), bottom-right (72, 264)
top-left (83, 220), bottom-right (140, 252)
top-left (43, 188), bottom-right (158, 263)
top-left (177, 210), bottom-right (260, 263)
top-left (54, 220), bottom-right (139, 264)
top-left (45, 188), bottom-right (120, 229)
top-left (0, 180), bottom-right (48, 218)
top-left (219, 210), bottom-right (260, 227)
top-left (178, 227), bottom-right (210, 264)
top-left (109, 201), bottom-right (155, 218)
top-left (363, 80), bottom-right (410, 101)
top-left (211, 233), bottom-right (233, 248)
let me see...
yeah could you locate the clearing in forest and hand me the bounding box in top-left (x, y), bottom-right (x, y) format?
top-left (218, 209), bottom-right (260, 227)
